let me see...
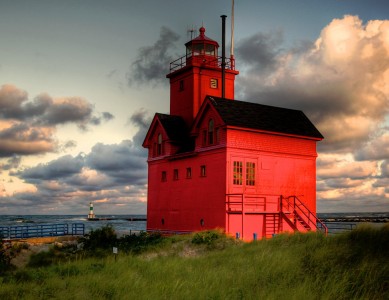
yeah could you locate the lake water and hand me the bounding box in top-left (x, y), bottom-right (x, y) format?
top-left (0, 212), bottom-right (388, 236)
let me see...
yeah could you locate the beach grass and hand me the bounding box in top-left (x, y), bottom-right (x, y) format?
top-left (0, 224), bottom-right (388, 299)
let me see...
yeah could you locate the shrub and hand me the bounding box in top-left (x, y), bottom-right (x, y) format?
top-left (0, 236), bottom-right (11, 275)
top-left (80, 225), bottom-right (117, 252)
top-left (191, 230), bottom-right (220, 245)
top-left (118, 231), bottom-right (163, 254)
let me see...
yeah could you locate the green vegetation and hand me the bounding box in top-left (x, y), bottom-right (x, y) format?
top-left (1, 225), bottom-right (388, 299)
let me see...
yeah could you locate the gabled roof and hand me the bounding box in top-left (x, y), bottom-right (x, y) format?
top-left (142, 113), bottom-right (194, 152)
top-left (156, 113), bottom-right (188, 141)
top-left (207, 96), bottom-right (324, 139)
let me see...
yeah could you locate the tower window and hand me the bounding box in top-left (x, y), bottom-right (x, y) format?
top-left (157, 133), bottom-right (163, 156)
top-left (216, 127), bottom-right (220, 144)
top-left (208, 119), bottom-right (214, 145)
top-left (200, 165), bottom-right (206, 177)
top-left (186, 167), bottom-right (192, 179)
top-left (233, 161), bottom-right (243, 185)
top-left (246, 162), bottom-right (256, 186)
top-left (179, 80), bottom-right (184, 91)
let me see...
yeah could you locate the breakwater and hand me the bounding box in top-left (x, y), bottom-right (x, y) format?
top-left (320, 216), bottom-right (389, 223)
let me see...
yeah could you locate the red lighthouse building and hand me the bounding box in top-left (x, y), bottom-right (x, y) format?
top-left (143, 26), bottom-right (326, 240)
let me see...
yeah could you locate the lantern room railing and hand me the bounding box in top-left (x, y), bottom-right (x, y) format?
top-left (169, 55), bottom-right (235, 73)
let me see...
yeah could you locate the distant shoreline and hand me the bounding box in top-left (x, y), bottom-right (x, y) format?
top-left (320, 216), bottom-right (389, 223)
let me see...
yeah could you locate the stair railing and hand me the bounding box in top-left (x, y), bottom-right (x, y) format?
top-left (281, 196), bottom-right (328, 235)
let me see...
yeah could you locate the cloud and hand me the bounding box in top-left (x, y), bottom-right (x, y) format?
top-left (0, 156), bottom-right (21, 171)
top-left (354, 132), bottom-right (389, 161)
top-left (237, 15), bottom-right (389, 153)
top-left (127, 108), bottom-right (152, 145)
top-left (86, 140), bottom-right (147, 185)
top-left (127, 26), bottom-right (180, 86)
top-left (17, 154), bottom-right (85, 182)
top-left (0, 84), bottom-right (114, 157)
top-left (235, 15), bottom-right (389, 211)
top-left (5, 110), bottom-right (149, 214)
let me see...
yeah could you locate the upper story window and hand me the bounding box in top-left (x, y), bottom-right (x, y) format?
top-left (208, 119), bottom-right (214, 145)
top-left (157, 133), bottom-right (163, 156)
top-left (201, 119), bottom-right (218, 147)
top-left (179, 80), bottom-right (184, 91)
top-left (202, 130), bottom-right (207, 146)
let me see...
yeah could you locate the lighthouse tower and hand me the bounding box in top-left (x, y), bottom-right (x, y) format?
top-left (87, 202), bottom-right (96, 219)
top-left (167, 26), bottom-right (239, 127)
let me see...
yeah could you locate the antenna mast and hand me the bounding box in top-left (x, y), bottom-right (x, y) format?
top-left (230, 0), bottom-right (235, 69)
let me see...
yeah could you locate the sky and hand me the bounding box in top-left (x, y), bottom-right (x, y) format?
top-left (0, 0), bottom-right (388, 215)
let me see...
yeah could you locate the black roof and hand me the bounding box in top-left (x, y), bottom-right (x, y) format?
top-left (208, 97), bottom-right (323, 139)
top-left (156, 113), bottom-right (189, 141)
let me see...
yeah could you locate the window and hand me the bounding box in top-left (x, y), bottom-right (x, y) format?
top-left (233, 161), bottom-right (243, 185)
top-left (202, 130), bottom-right (207, 146)
top-left (157, 133), bottom-right (163, 156)
top-left (161, 171), bottom-right (167, 182)
top-left (186, 167), bottom-right (192, 179)
top-left (200, 165), bottom-right (206, 177)
top-left (208, 119), bottom-right (214, 145)
top-left (153, 142), bottom-right (157, 157)
top-left (173, 169), bottom-right (179, 180)
top-left (246, 162), bottom-right (256, 186)
top-left (216, 127), bottom-right (220, 144)
top-left (179, 80), bottom-right (184, 91)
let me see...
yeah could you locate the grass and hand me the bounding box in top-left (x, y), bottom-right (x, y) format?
top-left (0, 224), bottom-right (388, 299)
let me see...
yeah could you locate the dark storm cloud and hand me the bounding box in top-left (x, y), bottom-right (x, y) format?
top-left (128, 108), bottom-right (152, 146)
top-left (127, 26), bottom-right (180, 86)
top-left (0, 84), bottom-right (114, 157)
top-left (17, 154), bottom-right (85, 182)
top-left (86, 140), bottom-right (147, 185)
top-left (236, 30), bottom-right (284, 72)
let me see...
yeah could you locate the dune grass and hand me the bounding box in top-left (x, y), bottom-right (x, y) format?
top-left (0, 224), bottom-right (388, 299)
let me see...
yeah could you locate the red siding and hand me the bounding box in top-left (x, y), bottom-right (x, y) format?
top-left (147, 149), bottom-right (227, 232)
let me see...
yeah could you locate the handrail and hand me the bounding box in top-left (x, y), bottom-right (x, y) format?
top-left (281, 196), bottom-right (328, 235)
top-left (169, 55), bottom-right (236, 73)
top-left (0, 223), bottom-right (85, 240)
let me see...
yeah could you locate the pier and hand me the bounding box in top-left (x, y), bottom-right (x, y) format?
top-left (86, 217), bottom-right (147, 221)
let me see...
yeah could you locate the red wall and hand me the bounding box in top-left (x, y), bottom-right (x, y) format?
top-left (225, 129), bottom-right (318, 240)
top-left (168, 66), bottom-right (237, 126)
top-left (147, 148), bottom-right (227, 232)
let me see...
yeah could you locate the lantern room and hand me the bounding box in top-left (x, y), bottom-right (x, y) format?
top-left (185, 27), bottom-right (219, 65)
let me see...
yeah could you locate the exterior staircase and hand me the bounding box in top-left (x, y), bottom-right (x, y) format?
top-left (280, 196), bottom-right (328, 235)
top-left (264, 213), bottom-right (280, 238)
